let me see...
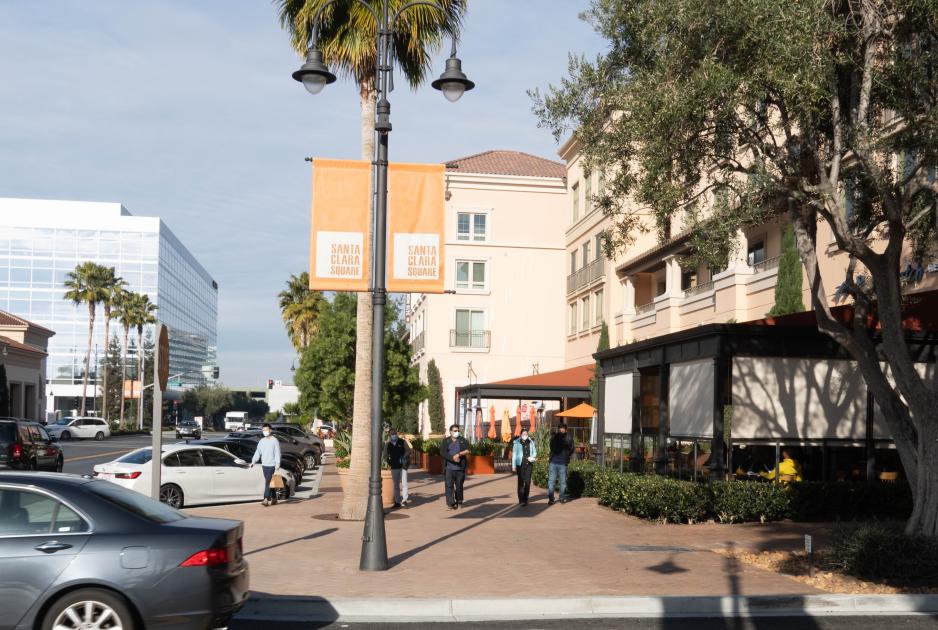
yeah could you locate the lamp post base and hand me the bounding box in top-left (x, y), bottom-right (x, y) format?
top-left (359, 490), bottom-right (389, 571)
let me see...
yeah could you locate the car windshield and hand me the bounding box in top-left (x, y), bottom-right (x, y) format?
top-left (116, 448), bottom-right (153, 464)
top-left (51, 418), bottom-right (73, 426)
top-left (179, 422), bottom-right (196, 427)
top-left (85, 480), bottom-right (185, 524)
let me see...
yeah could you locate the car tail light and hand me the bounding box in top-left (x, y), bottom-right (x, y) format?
top-left (114, 471), bottom-right (142, 479)
top-left (180, 548), bottom-right (229, 567)
top-left (11, 444), bottom-right (22, 460)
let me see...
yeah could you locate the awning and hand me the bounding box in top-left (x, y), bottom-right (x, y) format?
top-left (556, 402), bottom-right (595, 418)
top-left (455, 365), bottom-right (593, 401)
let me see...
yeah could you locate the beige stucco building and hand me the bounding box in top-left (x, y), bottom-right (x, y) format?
top-left (407, 151), bottom-right (568, 436)
top-left (560, 137), bottom-right (938, 369)
top-left (0, 311), bottom-right (54, 421)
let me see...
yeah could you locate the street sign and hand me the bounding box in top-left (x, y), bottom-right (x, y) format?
top-left (157, 325), bottom-right (169, 392)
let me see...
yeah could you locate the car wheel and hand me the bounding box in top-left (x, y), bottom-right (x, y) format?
top-left (175, 434), bottom-right (181, 439)
top-left (159, 483), bottom-right (184, 508)
top-left (42, 587), bottom-right (136, 630)
top-left (55, 457), bottom-right (63, 472)
top-left (60, 431), bottom-right (71, 441)
top-left (94, 431), bottom-right (104, 441)
top-left (25, 458), bottom-right (36, 471)
top-left (304, 452), bottom-right (317, 469)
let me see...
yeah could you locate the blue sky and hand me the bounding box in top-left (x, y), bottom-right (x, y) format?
top-left (0, 1), bottom-right (604, 387)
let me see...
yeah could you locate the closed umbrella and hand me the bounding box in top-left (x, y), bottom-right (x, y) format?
top-left (474, 408), bottom-right (483, 440)
top-left (529, 405), bottom-right (537, 432)
top-left (500, 408), bottom-right (512, 443)
top-left (589, 412), bottom-right (598, 445)
top-left (514, 405), bottom-right (522, 437)
top-left (488, 405), bottom-right (497, 439)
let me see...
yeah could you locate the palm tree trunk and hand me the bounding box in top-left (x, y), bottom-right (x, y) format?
top-left (339, 81), bottom-right (377, 521)
top-left (102, 306), bottom-right (111, 423)
top-left (80, 301), bottom-right (95, 416)
top-left (136, 326), bottom-right (144, 430)
top-left (119, 325), bottom-right (129, 430)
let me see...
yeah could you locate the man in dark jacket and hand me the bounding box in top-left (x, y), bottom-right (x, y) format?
top-left (442, 424), bottom-right (470, 510)
top-left (548, 421), bottom-right (575, 505)
top-left (385, 429), bottom-right (412, 508)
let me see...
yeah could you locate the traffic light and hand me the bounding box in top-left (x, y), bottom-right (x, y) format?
top-left (267, 379), bottom-right (274, 389)
top-left (212, 366), bottom-right (220, 379)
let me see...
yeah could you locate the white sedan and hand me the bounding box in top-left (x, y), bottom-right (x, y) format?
top-left (93, 443), bottom-right (296, 508)
top-left (46, 416), bottom-right (111, 441)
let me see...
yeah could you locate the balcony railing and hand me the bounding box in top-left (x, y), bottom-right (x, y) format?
top-left (566, 257), bottom-right (606, 295)
top-left (412, 331), bottom-right (425, 354)
top-left (635, 301), bottom-right (655, 315)
top-left (449, 329), bottom-right (491, 349)
top-left (752, 255), bottom-right (781, 274)
top-left (683, 280), bottom-right (715, 298)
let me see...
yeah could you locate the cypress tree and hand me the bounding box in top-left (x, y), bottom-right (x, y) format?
top-left (0, 364), bottom-right (9, 416)
top-left (590, 321), bottom-right (610, 406)
top-left (768, 225), bottom-right (805, 317)
top-left (426, 360), bottom-right (445, 434)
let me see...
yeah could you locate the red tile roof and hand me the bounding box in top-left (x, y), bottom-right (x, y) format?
top-left (488, 364), bottom-right (594, 388)
top-left (0, 310), bottom-right (54, 335)
top-left (0, 335), bottom-right (47, 358)
top-left (445, 150), bottom-right (566, 179)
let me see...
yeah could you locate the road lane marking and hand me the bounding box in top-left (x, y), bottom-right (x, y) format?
top-left (65, 449), bottom-right (132, 463)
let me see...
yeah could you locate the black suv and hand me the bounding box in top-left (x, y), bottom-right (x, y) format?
top-left (0, 418), bottom-right (64, 472)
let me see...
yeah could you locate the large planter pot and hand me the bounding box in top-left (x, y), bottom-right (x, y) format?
top-left (466, 454), bottom-right (495, 475)
top-left (337, 467), bottom-right (395, 508)
top-left (416, 451), bottom-right (429, 471)
top-left (428, 454), bottom-right (443, 475)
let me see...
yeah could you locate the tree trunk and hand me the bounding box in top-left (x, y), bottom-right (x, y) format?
top-left (102, 306), bottom-right (111, 423)
top-left (80, 302), bottom-right (96, 416)
top-left (119, 326), bottom-right (129, 430)
top-left (339, 81), bottom-right (377, 521)
top-left (908, 424), bottom-right (938, 537)
top-left (137, 327), bottom-right (144, 430)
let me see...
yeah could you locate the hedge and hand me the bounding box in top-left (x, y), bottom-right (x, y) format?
top-left (533, 460), bottom-right (912, 524)
top-left (827, 522), bottom-right (938, 583)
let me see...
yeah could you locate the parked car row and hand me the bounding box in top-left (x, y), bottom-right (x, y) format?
top-left (0, 418), bottom-right (64, 472)
top-left (0, 471), bottom-right (250, 629)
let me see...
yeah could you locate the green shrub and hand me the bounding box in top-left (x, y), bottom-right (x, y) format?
top-left (710, 481), bottom-right (789, 523)
top-left (333, 430), bottom-right (352, 459)
top-left (788, 481), bottom-right (912, 521)
top-left (600, 474), bottom-right (709, 523)
top-left (827, 522), bottom-right (938, 583)
top-left (469, 439), bottom-right (500, 456)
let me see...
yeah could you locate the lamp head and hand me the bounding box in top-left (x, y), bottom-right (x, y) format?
top-left (292, 49), bottom-right (337, 95)
top-left (432, 55), bottom-right (475, 102)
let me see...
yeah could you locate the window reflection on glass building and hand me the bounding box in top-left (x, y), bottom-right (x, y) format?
top-left (0, 199), bottom-right (218, 416)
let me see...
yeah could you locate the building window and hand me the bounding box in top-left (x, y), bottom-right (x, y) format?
top-left (594, 289), bottom-right (604, 325)
top-left (681, 269), bottom-right (697, 291)
top-left (581, 295), bottom-right (590, 331)
top-left (457, 212), bottom-right (487, 241)
top-left (581, 241), bottom-right (590, 266)
top-left (570, 251), bottom-right (577, 275)
top-left (569, 302), bottom-right (577, 335)
top-left (747, 240), bottom-right (766, 266)
top-left (598, 169), bottom-right (605, 193)
top-left (594, 234), bottom-right (603, 261)
top-left (584, 175), bottom-right (592, 213)
top-left (453, 309), bottom-right (486, 348)
top-left (455, 260), bottom-right (486, 290)
top-left (572, 182), bottom-right (580, 222)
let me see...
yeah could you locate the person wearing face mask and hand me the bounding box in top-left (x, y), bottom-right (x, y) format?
top-left (443, 424), bottom-right (470, 510)
top-left (547, 421), bottom-right (575, 505)
top-left (511, 429), bottom-right (538, 506)
top-left (250, 423), bottom-right (282, 506)
top-left (385, 428), bottom-right (412, 508)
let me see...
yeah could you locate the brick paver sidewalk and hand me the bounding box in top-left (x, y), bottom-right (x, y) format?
top-left (188, 462), bottom-right (823, 599)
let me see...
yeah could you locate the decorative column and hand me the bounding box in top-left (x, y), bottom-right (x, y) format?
top-left (664, 256), bottom-right (684, 297)
top-left (622, 276), bottom-right (636, 315)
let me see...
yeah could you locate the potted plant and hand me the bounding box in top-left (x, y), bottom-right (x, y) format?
top-left (424, 439), bottom-right (444, 475)
top-left (467, 439), bottom-right (498, 475)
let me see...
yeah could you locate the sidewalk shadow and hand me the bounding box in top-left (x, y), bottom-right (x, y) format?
top-left (658, 542), bottom-right (823, 630)
top-left (230, 593), bottom-right (338, 630)
top-left (245, 528), bottom-right (338, 557)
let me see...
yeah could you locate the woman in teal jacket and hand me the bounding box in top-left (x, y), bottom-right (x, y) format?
top-left (511, 430), bottom-right (538, 505)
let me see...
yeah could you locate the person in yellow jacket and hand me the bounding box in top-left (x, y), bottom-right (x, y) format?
top-left (760, 448), bottom-right (803, 482)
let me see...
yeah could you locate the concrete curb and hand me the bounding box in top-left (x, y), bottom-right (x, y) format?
top-left (236, 594), bottom-right (938, 623)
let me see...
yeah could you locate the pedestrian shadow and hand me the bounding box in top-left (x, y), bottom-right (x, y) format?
top-left (245, 528), bottom-right (338, 556)
top-left (451, 501), bottom-right (508, 518)
top-left (499, 503), bottom-right (550, 517)
top-left (405, 475), bottom-right (508, 505)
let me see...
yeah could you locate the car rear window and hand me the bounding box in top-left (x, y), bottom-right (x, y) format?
top-left (84, 480), bottom-right (185, 524)
top-left (116, 449), bottom-right (153, 465)
top-left (0, 423), bottom-right (14, 443)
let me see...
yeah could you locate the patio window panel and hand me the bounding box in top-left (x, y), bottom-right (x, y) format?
top-left (581, 295), bottom-right (590, 331)
top-left (454, 308), bottom-right (485, 348)
top-left (594, 289), bottom-right (604, 325)
top-left (455, 260), bottom-right (486, 290)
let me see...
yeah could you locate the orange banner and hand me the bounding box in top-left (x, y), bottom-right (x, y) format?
top-left (309, 158), bottom-right (371, 292)
top-left (123, 380), bottom-right (142, 399)
top-left (387, 162), bottom-right (446, 294)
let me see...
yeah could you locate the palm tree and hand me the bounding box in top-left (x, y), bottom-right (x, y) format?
top-left (63, 262), bottom-right (110, 416)
top-left (99, 269), bottom-right (126, 424)
top-left (132, 294), bottom-right (158, 429)
top-left (279, 272), bottom-right (325, 351)
top-left (277, 0), bottom-right (465, 521)
top-left (111, 288), bottom-right (134, 429)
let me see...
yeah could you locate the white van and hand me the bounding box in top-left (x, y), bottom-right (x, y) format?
top-left (224, 411), bottom-right (248, 431)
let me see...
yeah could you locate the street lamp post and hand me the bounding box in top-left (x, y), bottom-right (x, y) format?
top-left (292, 0), bottom-right (473, 572)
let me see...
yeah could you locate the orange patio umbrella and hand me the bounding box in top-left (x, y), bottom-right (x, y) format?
top-left (556, 402), bottom-right (596, 418)
top-left (529, 405), bottom-right (537, 432)
top-left (487, 405), bottom-right (497, 439)
top-left (514, 405), bottom-right (522, 437)
top-left (500, 408), bottom-right (512, 442)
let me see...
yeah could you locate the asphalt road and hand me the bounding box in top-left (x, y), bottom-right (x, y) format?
top-left (229, 617), bottom-right (938, 630)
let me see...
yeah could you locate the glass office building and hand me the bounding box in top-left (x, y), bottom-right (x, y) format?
top-left (0, 198), bottom-right (218, 414)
